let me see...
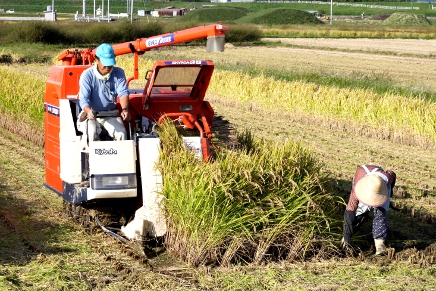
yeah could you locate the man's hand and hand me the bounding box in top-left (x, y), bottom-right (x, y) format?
top-left (79, 111), bottom-right (88, 122)
top-left (87, 110), bottom-right (95, 120)
top-left (121, 110), bottom-right (130, 121)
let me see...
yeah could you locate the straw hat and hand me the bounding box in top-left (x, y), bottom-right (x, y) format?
top-left (354, 174), bottom-right (388, 207)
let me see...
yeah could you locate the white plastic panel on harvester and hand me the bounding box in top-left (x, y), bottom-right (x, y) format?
top-left (138, 138), bottom-right (166, 237)
top-left (89, 140), bottom-right (136, 175)
top-left (59, 99), bottom-right (82, 184)
top-left (182, 136), bottom-right (203, 159)
top-left (87, 139), bottom-right (137, 200)
top-left (121, 137), bottom-right (165, 240)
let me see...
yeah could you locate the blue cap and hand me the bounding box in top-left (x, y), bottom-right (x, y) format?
top-left (95, 43), bottom-right (116, 66)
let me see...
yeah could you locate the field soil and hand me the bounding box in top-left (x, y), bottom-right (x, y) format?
top-left (1, 39), bottom-right (436, 290)
top-left (264, 38), bottom-right (436, 56)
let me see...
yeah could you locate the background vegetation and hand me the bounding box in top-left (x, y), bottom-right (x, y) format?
top-left (1, 1), bottom-right (436, 290)
top-left (1, 0), bottom-right (436, 16)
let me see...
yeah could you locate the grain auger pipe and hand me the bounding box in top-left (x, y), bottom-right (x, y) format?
top-left (57, 23), bottom-right (229, 84)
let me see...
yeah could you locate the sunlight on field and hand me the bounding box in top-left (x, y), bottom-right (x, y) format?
top-left (266, 38), bottom-right (436, 56)
top-left (144, 45), bottom-right (436, 93)
top-left (209, 70), bottom-right (436, 145)
top-left (2, 46), bottom-right (436, 148)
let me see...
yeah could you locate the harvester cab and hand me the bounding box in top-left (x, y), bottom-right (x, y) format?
top-left (43, 23), bottom-right (229, 242)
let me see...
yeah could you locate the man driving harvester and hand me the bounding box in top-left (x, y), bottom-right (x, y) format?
top-left (77, 43), bottom-right (130, 143)
top-left (342, 164), bottom-right (396, 255)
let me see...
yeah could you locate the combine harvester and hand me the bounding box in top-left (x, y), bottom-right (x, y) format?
top-left (44, 23), bottom-right (229, 247)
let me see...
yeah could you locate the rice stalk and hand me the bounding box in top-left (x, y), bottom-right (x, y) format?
top-left (208, 69), bottom-right (436, 146)
top-left (157, 121), bottom-right (340, 266)
top-left (0, 66), bottom-right (45, 128)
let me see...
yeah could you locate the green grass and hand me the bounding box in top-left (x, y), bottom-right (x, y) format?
top-left (0, 21), bottom-right (166, 46)
top-left (2, 1), bottom-right (436, 20)
top-left (382, 12), bottom-right (432, 26)
top-left (178, 7), bottom-right (248, 22)
top-left (227, 1), bottom-right (436, 18)
top-left (0, 0), bottom-right (150, 14)
top-left (235, 7), bottom-right (323, 25)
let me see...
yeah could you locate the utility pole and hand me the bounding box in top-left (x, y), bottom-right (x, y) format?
top-left (330, 0), bottom-right (333, 25)
top-left (131, 0), bottom-right (134, 23)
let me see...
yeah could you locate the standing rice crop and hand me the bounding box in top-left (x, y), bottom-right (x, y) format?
top-left (0, 65), bottom-right (45, 145)
top-left (157, 121), bottom-right (341, 266)
top-left (208, 70), bottom-right (436, 147)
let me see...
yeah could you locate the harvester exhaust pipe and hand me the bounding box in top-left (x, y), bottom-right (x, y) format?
top-left (206, 36), bottom-right (225, 52)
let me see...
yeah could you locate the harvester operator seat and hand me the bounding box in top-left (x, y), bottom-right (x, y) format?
top-left (77, 110), bottom-right (123, 150)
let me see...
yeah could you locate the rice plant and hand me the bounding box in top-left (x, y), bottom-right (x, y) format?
top-left (0, 66), bottom-right (45, 145)
top-left (157, 121), bottom-right (341, 266)
top-left (208, 70), bottom-right (436, 146)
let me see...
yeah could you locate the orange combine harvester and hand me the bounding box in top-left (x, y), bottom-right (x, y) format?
top-left (44, 23), bottom-right (229, 243)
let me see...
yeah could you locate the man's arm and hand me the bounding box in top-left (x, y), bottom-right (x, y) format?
top-left (78, 70), bottom-right (95, 119)
top-left (119, 95), bottom-right (130, 121)
top-left (386, 170), bottom-right (396, 197)
top-left (343, 192), bottom-right (358, 244)
top-left (113, 67), bottom-right (130, 121)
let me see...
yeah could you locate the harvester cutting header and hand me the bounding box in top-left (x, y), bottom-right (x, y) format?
top-left (44, 23), bottom-right (229, 244)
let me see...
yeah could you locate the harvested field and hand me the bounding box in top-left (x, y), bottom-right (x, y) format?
top-left (263, 38), bottom-right (436, 56)
top-left (151, 41), bottom-right (436, 94)
top-left (1, 39), bottom-right (436, 290)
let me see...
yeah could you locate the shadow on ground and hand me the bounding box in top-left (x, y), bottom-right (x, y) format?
top-left (0, 178), bottom-right (76, 266)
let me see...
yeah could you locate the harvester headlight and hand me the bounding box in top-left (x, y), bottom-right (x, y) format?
top-left (179, 105), bottom-right (192, 112)
top-left (91, 174), bottom-right (136, 190)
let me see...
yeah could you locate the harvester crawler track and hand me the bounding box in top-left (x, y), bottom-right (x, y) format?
top-left (62, 200), bottom-right (149, 262)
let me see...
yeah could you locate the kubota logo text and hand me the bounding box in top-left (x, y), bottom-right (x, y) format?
top-left (95, 148), bottom-right (118, 155)
top-left (146, 34), bottom-right (175, 47)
